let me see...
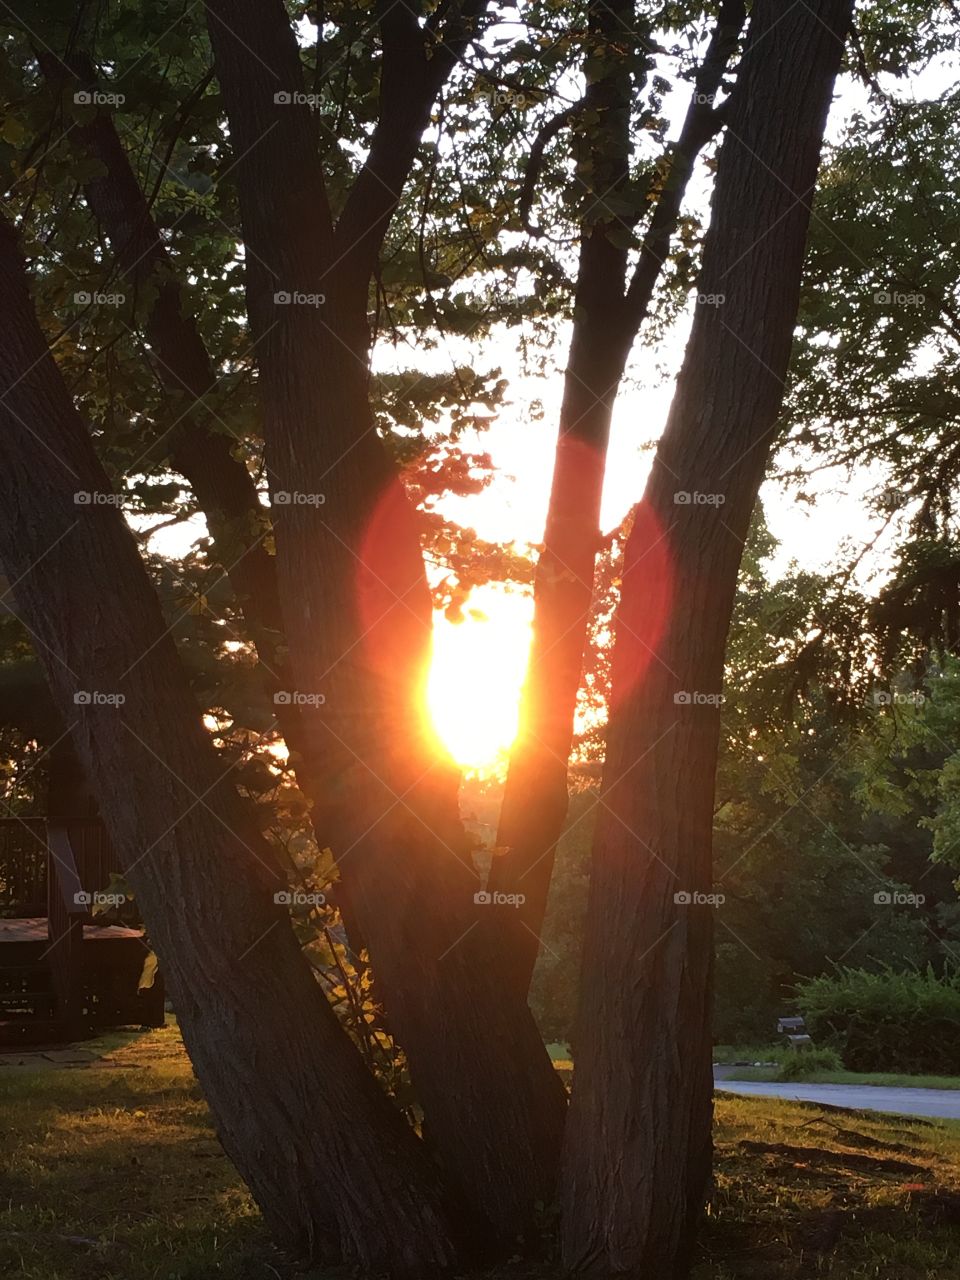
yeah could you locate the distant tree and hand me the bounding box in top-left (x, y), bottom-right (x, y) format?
top-left (783, 90), bottom-right (960, 537)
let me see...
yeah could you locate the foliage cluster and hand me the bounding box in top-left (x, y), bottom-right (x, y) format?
top-left (798, 965), bottom-right (960, 1074)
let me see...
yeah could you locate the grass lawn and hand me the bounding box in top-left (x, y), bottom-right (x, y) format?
top-left (3, 1024), bottom-right (960, 1278)
top-left (727, 1065), bottom-right (960, 1090)
top-left (714, 1045), bottom-right (960, 1091)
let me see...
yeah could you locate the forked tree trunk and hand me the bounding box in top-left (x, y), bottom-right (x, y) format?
top-left (562, 0), bottom-right (852, 1273)
top-left (204, 0), bottom-right (566, 1238)
top-left (0, 214), bottom-right (464, 1277)
top-left (32, 36), bottom-right (372, 949)
top-left (491, 0), bottom-right (744, 991)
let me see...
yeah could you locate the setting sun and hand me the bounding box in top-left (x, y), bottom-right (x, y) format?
top-left (426, 587), bottom-right (532, 772)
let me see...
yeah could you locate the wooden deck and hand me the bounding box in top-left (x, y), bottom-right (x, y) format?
top-left (0, 917), bottom-right (144, 944)
top-left (0, 820), bottom-right (165, 1045)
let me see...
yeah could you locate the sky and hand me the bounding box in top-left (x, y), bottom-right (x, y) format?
top-left (429, 46), bottom-right (957, 574)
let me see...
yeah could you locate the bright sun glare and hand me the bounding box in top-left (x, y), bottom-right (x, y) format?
top-left (426, 588), bottom-right (532, 773)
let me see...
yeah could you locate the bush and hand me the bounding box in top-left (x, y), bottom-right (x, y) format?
top-left (797, 966), bottom-right (960, 1074)
top-left (776, 1047), bottom-right (844, 1080)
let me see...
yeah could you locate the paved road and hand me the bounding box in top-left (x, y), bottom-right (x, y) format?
top-left (715, 1077), bottom-right (960, 1121)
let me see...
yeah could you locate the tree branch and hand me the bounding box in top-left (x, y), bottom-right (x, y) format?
top-left (518, 101), bottom-right (583, 236)
top-left (332, 0), bottom-right (490, 299)
top-left (203, 0), bottom-right (334, 327)
top-left (622, 0), bottom-right (746, 334)
top-left (36, 49), bottom-right (284, 632)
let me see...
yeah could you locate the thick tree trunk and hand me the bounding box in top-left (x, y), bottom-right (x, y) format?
top-left (34, 48), bottom-right (311, 768)
top-left (490, 313), bottom-right (629, 984)
top-left (33, 46), bottom-right (379, 949)
top-left (204, 0), bottom-right (566, 1239)
top-left (492, 0), bottom-right (744, 992)
top-left (0, 213), bottom-right (464, 1277)
top-left (561, 0), bottom-right (852, 1274)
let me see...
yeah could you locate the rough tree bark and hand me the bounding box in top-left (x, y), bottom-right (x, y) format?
top-left (32, 46), bottom-right (313, 774)
top-left (204, 0), bottom-right (566, 1238)
top-left (562, 0), bottom-right (852, 1274)
top-left (491, 0), bottom-right (744, 990)
top-left (0, 213), bottom-right (465, 1275)
top-left (26, 42), bottom-right (392, 949)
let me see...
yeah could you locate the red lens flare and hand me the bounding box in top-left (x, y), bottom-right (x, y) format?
top-left (610, 500), bottom-right (673, 708)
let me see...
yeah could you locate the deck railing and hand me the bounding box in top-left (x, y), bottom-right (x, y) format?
top-left (0, 817), bottom-right (164, 1038)
top-left (0, 817), bottom-right (115, 917)
top-left (0, 818), bottom-right (49, 916)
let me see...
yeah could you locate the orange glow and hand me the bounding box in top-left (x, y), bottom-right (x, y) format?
top-left (426, 586), bottom-right (532, 773)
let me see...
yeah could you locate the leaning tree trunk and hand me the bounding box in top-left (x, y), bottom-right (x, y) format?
top-left (33, 46), bottom-right (315, 782)
top-left (204, 0), bottom-right (566, 1240)
top-left (562, 0), bottom-right (852, 1274)
top-left (32, 41), bottom-right (385, 952)
top-left (0, 213), bottom-right (465, 1278)
top-left (491, 0), bottom-right (744, 992)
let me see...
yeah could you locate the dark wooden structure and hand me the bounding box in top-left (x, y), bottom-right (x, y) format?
top-left (0, 818), bottom-right (164, 1045)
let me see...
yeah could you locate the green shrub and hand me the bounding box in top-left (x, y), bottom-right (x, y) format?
top-left (776, 1047), bottom-right (844, 1080)
top-left (797, 966), bottom-right (960, 1074)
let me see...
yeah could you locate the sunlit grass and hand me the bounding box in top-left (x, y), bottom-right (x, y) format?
top-left (2, 1024), bottom-right (960, 1278)
top-left (0, 1025), bottom-right (269, 1280)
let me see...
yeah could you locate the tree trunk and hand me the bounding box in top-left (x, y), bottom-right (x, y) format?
top-left (490, 310), bottom-right (629, 986)
top-left (204, 0), bottom-right (566, 1239)
top-left (34, 47), bottom-right (311, 771)
top-left (32, 42), bottom-right (379, 950)
top-left (492, 0), bottom-right (744, 992)
top-left (561, 0), bottom-right (852, 1273)
top-left (0, 212), bottom-right (464, 1277)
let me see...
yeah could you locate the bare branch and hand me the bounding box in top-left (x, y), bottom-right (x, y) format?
top-left (204, 0), bottom-right (334, 318)
top-left (518, 101), bottom-right (583, 236)
top-left (332, 0), bottom-right (490, 297)
top-left (622, 0), bottom-right (746, 334)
